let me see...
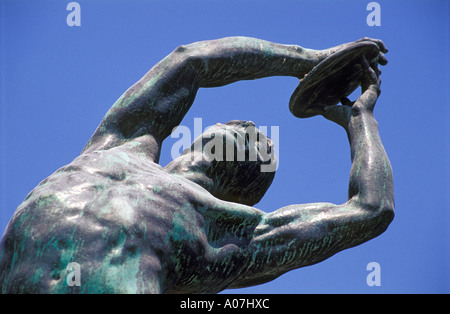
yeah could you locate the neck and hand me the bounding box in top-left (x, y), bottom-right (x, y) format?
top-left (164, 154), bottom-right (216, 192)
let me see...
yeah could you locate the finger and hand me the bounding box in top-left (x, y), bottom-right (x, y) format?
top-left (361, 56), bottom-right (378, 89)
top-left (375, 39), bottom-right (388, 54)
top-left (361, 55), bottom-right (374, 75)
top-left (358, 37), bottom-right (388, 53)
top-left (378, 52), bottom-right (388, 65)
top-left (365, 67), bottom-right (378, 86)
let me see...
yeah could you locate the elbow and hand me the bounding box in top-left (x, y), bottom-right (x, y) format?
top-left (171, 44), bottom-right (193, 65)
top-left (172, 44), bottom-right (204, 71)
top-left (378, 203), bottom-right (395, 232)
top-left (173, 44), bottom-right (199, 61)
top-left (368, 201), bottom-right (395, 236)
top-left (173, 44), bottom-right (189, 54)
top-left (170, 44), bottom-right (195, 64)
top-left (351, 196), bottom-right (395, 234)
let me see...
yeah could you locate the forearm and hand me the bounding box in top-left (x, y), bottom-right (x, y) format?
top-left (173, 36), bottom-right (388, 88)
top-left (181, 36), bottom-right (321, 87)
top-left (346, 106), bottom-right (394, 211)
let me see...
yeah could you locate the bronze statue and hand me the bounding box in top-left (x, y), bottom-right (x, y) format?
top-left (0, 37), bottom-right (393, 293)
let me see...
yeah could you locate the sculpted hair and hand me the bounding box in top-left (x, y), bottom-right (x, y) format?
top-left (196, 120), bottom-right (277, 206)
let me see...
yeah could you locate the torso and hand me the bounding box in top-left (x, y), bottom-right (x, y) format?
top-left (0, 144), bottom-right (262, 293)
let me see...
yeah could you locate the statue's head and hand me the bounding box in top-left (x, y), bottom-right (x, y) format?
top-left (166, 120), bottom-right (277, 206)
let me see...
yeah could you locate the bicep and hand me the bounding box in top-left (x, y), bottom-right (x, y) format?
top-left (253, 202), bottom-right (362, 263)
top-left (231, 201), bottom-right (388, 288)
top-left (84, 47), bottom-right (201, 153)
top-left (254, 201), bottom-right (383, 257)
top-left (201, 199), bottom-right (265, 248)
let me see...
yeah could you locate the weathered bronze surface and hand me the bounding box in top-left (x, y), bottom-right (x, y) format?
top-left (0, 37), bottom-right (393, 294)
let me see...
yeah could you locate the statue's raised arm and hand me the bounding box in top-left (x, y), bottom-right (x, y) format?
top-left (82, 37), bottom-right (387, 162)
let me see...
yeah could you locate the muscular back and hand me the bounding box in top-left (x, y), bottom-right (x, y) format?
top-left (0, 144), bottom-right (263, 294)
top-left (1, 37), bottom-right (393, 294)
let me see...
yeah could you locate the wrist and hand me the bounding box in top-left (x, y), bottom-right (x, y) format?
top-left (348, 107), bottom-right (379, 135)
top-left (351, 105), bottom-right (373, 117)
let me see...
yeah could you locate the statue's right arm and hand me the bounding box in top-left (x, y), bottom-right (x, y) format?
top-left (82, 37), bottom-right (387, 162)
top-left (81, 37), bottom-right (323, 159)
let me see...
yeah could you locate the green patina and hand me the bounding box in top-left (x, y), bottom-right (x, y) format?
top-left (0, 37), bottom-right (393, 294)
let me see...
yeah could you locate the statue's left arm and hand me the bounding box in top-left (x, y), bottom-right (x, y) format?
top-left (229, 59), bottom-right (394, 289)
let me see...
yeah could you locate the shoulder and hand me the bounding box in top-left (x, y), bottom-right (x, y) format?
top-left (83, 129), bottom-right (162, 163)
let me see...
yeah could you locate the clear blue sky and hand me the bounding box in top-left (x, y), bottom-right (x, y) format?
top-left (1, 0), bottom-right (449, 293)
